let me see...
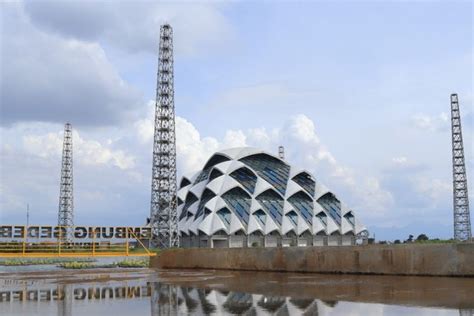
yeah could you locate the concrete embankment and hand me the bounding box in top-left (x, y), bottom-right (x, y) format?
top-left (151, 243), bottom-right (474, 277)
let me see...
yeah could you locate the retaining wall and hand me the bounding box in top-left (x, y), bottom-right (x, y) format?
top-left (151, 243), bottom-right (474, 277)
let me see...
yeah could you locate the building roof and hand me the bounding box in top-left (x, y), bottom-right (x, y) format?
top-left (177, 147), bottom-right (367, 237)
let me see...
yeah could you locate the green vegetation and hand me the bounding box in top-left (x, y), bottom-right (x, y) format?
top-left (0, 258), bottom-right (94, 266)
top-left (58, 261), bottom-right (95, 269)
top-left (116, 258), bottom-right (148, 268)
top-left (56, 258), bottom-right (149, 269)
top-left (378, 234), bottom-right (458, 245)
top-left (413, 238), bottom-right (457, 244)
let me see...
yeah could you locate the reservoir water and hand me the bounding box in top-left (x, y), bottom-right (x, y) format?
top-left (1, 267), bottom-right (473, 315)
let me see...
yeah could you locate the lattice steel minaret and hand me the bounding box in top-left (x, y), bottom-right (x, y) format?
top-left (450, 93), bottom-right (471, 241)
top-left (150, 24), bottom-right (179, 248)
top-left (58, 122), bottom-right (74, 241)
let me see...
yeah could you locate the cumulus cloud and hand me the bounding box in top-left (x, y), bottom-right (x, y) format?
top-left (138, 111), bottom-right (394, 217)
top-left (22, 129), bottom-right (135, 170)
top-left (0, 3), bottom-right (141, 126)
top-left (378, 155), bottom-right (452, 227)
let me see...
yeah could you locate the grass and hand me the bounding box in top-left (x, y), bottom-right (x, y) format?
top-left (0, 258), bottom-right (95, 266)
top-left (116, 258), bottom-right (148, 268)
top-left (414, 239), bottom-right (458, 244)
top-left (58, 261), bottom-right (96, 269)
top-left (57, 258), bottom-right (149, 269)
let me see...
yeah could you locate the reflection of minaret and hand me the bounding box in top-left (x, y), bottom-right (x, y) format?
top-left (180, 287), bottom-right (198, 313)
top-left (459, 309), bottom-right (474, 316)
top-left (197, 289), bottom-right (217, 315)
top-left (57, 284), bottom-right (72, 316)
top-left (150, 282), bottom-right (178, 315)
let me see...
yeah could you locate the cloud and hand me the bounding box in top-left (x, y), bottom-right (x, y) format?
top-left (139, 112), bottom-right (394, 218)
top-left (1, 3), bottom-right (141, 126)
top-left (136, 105), bottom-right (359, 194)
top-left (378, 156), bottom-right (452, 227)
top-left (410, 112), bottom-right (450, 132)
top-left (22, 129), bottom-right (135, 170)
top-left (23, 1), bottom-right (235, 56)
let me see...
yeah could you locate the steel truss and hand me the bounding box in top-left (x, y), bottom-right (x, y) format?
top-left (150, 24), bottom-right (179, 248)
top-left (451, 94), bottom-right (471, 241)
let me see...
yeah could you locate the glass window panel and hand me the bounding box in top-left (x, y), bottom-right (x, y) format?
top-left (288, 191), bottom-right (313, 225)
top-left (222, 187), bottom-right (251, 225)
top-left (229, 167), bottom-right (257, 194)
top-left (180, 192), bottom-right (198, 221)
top-left (256, 190), bottom-right (283, 225)
top-left (317, 193), bottom-right (341, 225)
top-left (292, 172), bottom-right (316, 197)
top-left (240, 154), bottom-right (290, 195)
top-left (195, 189), bottom-right (216, 219)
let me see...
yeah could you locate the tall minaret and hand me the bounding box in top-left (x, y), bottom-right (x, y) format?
top-left (278, 146), bottom-right (285, 160)
top-left (450, 94), bottom-right (471, 241)
top-left (150, 24), bottom-right (179, 248)
top-left (58, 122), bottom-right (74, 241)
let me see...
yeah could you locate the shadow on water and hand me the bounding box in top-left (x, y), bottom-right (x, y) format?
top-left (0, 269), bottom-right (473, 315)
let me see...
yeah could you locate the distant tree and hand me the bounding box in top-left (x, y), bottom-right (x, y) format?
top-left (416, 234), bottom-right (429, 241)
top-left (379, 240), bottom-right (387, 244)
top-left (406, 234), bottom-right (414, 243)
top-left (394, 239), bottom-right (401, 244)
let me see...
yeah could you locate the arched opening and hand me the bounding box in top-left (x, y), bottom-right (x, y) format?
top-left (256, 189), bottom-right (284, 226)
top-left (292, 172), bottom-right (316, 197)
top-left (209, 168), bottom-right (224, 181)
top-left (216, 207), bottom-right (231, 227)
top-left (194, 154), bottom-right (231, 185)
top-left (317, 192), bottom-right (342, 225)
top-left (203, 154), bottom-right (230, 169)
top-left (195, 189), bottom-right (216, 219)
top-left (285, 210), bottom-right (298, 226)
top-left (180, 192), bottom-right (198, 221)
top-left (229, 167), bottom-right (258, 194)
top-left (233, 229), bottom-right (245, 236)
top-left (239, 153), bottom-right (290, 195)
top-left (253, 209), bottom-right (267, 227)
top-left (221, 187), bottom-right (251, 225)
top-left (179, 177), bottom-right (191, 188)
top-left (344, 211), bottom-right (355, 226)
top-left (288, 191), bottom-right (313, 225)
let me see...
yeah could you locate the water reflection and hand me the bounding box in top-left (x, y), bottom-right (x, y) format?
top-left (148, 284), bottom-right (474, 316)
top-left (1, 270), bottom-right (474, 315)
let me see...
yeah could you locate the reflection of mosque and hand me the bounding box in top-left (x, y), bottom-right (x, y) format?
top-left (6, 280), bottom-right (471, 316)
top-left (149, 282), bottom-right (474, 316)
top-left (150, 282), bottom-right (332, 315)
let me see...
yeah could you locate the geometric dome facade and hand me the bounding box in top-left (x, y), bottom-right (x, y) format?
top-left (177, 147), bottom-right (367, 238)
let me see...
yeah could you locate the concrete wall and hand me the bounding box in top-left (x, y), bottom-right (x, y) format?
top-left (151, 243), bottom-right (474, 277)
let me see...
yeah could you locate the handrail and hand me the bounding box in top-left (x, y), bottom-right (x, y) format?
top-left (0, 225), bottom-right (156, 258)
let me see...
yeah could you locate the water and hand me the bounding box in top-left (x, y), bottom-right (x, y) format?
top-left (0, 268), bottom-right (473, 315)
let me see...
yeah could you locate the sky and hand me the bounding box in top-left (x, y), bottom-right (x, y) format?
top-left (0, 0), bottom-right (472, 241)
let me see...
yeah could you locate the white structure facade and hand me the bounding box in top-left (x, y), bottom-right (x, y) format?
top-left (178, 147), bottom-right (368, 248)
